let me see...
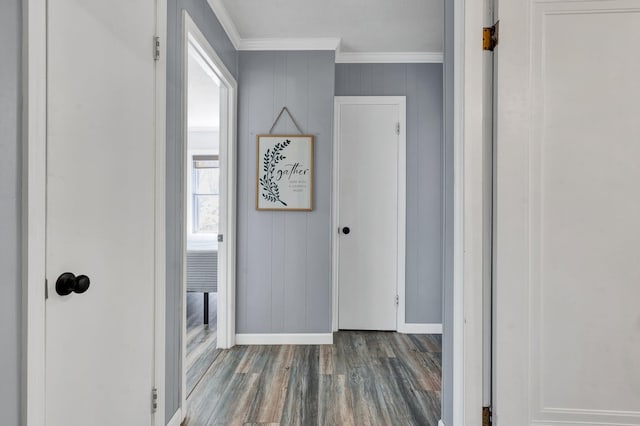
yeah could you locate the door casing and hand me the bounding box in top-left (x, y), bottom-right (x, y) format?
top-left (178, 10), bottom-right (238, 422)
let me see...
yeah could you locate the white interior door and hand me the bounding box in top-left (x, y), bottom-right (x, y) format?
top-left (494, 1), bottom-right (640, 424)
top-left (335, 97), bottom-right (405, 331)
top-left (45, 1), bottom-right (158, 424)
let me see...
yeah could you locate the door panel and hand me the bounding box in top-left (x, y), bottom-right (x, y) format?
top-left (494, 1), bottom-right (640, 424)
top-left (336, 99), bottom-right (403, 331)
top-left (46, 0), bottom-right (157, 424)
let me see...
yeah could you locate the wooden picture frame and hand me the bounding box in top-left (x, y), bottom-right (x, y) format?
top-left (256, 134), bottom-right (314, 211)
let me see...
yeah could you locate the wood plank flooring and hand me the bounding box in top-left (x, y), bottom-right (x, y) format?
top-left (186, 331), bottom-right (441, 425)
top-left (187, 292), bottom-right (220, 397)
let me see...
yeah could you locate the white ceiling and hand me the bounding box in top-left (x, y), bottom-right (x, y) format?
top-left (187, 46), bottom-right (220, 130)
top-left (216, 0), bottom-right (443, 54)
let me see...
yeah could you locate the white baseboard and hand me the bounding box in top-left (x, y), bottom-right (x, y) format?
top-left (235, 333), bottom-right (333, 345)
top-left (166, 408), bottom-right (182, 426)
top-left (398, 323), bottom-right (443, 334)
top-left (438, 420), bottom-right (445, 426)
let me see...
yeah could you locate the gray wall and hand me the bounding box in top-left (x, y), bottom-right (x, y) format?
top-left (335, 63), bottom-right (444, 324)
top-left (0, 0), bottom-right (22, 425)
top-left (236, 51), bottom-right (335, 334)
top-left (165, 0), bottom-right (237, 421)
top-left (442, 0), bottom-right (455, 422)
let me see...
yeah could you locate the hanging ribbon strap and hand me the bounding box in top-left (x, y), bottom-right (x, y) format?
top-left (268, 107), bottom-right (304, 134)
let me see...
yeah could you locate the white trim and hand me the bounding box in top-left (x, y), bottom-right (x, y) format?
top-left (166, 408), bottom-right (183, 426)
top-left (398, 323), bottom-right (443, 334)
top-left (22, 1), bottom-right (47, 424)
top-left (454, 0), bottom-right (487, 424)
top-left (235, 334), bottom-right (334, 345)
top-left (397, 98), bottom-right (408, 333)
top-left (205, 0), bottom-right (241, 49)
top-left (154, 0), bottom-right (168, 425)
top-left (183, 10), bottom-right (237, 350)
top-left (438, 420), bottom-right (446, 426)
top-left (453, 0), bottom-right (466, 424)
top-left (239, 37), bottom-right (341, 51)
top-left (462, 0), bottom-right (487, 423)
top-left (179, 15), bottom-right (190, 417)
top-left (331, 99), bottom-right (340, 332)
top-left (332, 96), bottom-right (407, 333)
top-left (335, 51), bottom-right (444, 64)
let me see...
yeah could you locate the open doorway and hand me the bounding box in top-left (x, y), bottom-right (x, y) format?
top-left (180, 10), bottom-right (238, 410)
top-left (183, 37), bottom-right (221, 397)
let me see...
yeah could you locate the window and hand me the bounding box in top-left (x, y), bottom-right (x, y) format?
top-left (192, 155), bottom-right (219, 234)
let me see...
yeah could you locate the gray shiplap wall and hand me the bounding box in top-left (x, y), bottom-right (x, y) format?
top-left (165, 0), bottom-right (237, 421)
top-left (0, 0), bottom-right (21, 424)
top-left (237, 51), bottom-right (335, 334)
top-left (442, 0), bottom-right (455, 422)
top-left (335, 63), bottom-right (443, 324)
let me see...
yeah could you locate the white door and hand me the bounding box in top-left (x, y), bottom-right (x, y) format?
top-left (46, 1), bottom-right (158, 424)
top-left (334, 97), bottom-right (406, 331)
top-left (494, 1), bottom-right (640, 424)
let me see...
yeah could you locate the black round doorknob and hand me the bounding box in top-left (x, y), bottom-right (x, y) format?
top-left (56, 272), bottom-right (91, 296)
top-left (342, 227), bottom-right (351, 235)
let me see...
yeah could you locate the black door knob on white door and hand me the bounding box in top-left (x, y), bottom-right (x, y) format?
top-left (342, 227), bottom-right (351, 235)
top-left (55, 272), bottom-right (91, 296)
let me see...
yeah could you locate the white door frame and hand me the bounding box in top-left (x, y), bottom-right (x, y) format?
top-left (21, 0), bottom-right (168, 425)
top-left (22, 1), bottom-right (47, 424)
top-left (453, 0), bottom-right (490, 425)
top-left (331, 96), bottom-right (407, 332)
top-left (179, 10), bottom-right (238, 420)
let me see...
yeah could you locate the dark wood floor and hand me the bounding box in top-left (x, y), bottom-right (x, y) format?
top-left (186, 331), bottom-right (441, 425)
top-left (187, 292), bottom-right (220, 398)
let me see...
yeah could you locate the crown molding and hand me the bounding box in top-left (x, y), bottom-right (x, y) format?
top-left (206, 0), bottom-right (241, 49)
top-left (206, 0), bottom-right (442, 63)
top-left (335, 51), bottom-right (444, 64)
top-left (239, 37), bottom-right (341, 51)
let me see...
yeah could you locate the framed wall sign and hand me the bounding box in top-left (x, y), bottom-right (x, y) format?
top-left (256, 134), bottom-right (314, 211)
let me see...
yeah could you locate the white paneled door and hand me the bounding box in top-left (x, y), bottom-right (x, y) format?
top-left (335, 97), bottom-right (406, 331)
top-left (45, 0), bottom-right (158, 424)
top-left (494, 1), bottom-right (640, 424)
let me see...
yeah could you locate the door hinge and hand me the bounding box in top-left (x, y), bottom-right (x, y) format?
top-left (45, 279), bottom-right (48, 300)
top-left (217, 234), bottom-right (224, 243)
top-left (395, 122), bottom-right (400, 135)
top-left (395, 295), bottom-right (399, 306)
top-left (151, 387), bottom-right (158, 413)
top-left (483, 406), bottom-right (492, 426)
top-left (153, 36), bottom-right (160, 61)
top-left (483, 21), bottom-right (499, 51)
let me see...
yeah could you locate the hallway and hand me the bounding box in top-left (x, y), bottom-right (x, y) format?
top-left (187, 292), bottom-right (220, 397)
top-left (185, 331), bottom-right (441, 425)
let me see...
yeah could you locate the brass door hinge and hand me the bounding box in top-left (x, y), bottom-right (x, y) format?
top-left (483, 21), bottom-right (499, 51)
top-left (483, 406), bottom-right (492, 426)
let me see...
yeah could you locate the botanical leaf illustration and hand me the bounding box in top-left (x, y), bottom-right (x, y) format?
top-left (259, 139), bottom-right (291, 206)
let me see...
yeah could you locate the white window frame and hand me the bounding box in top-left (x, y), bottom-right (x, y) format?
top-left (188, 153), bottom-right (220, 236)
